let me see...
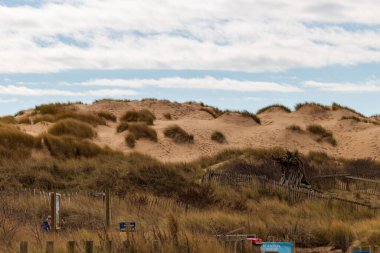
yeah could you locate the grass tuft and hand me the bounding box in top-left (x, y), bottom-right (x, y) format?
top-left (97, 111), bottom-right (117, 122)
top-left (307, 124), bottom-right (337, 146)
top-left (200, 107), bottom-right (223, 118)
top-left (164, 125), bottom-right (194, 144)
top-left (332, 102), bottom-right (365, 117)
top-left (34, 102), bottom-right (78, 115)
top-left (120, 110), bottom-right (156, 125)
top-left (116, 122), bottom-right (129, 133)
top-left (33, 114), bottom-right (55, 124)
top-left (211, 131), bottom-right (226, 143)
top-left (286, 124), bottom-right (303, 132)
top-left (240, 110), bottom-right (261, 124)
top-left (0, 116), bottom-right (17, 124)
top-left (127, 123), bottom-right (157, 142)
top-left (257, 104), bottom-right (292, 114)
top-left (295, 102), bottom-right (330, 111)
top-left (125, 133), bottom-right (136, 148)
top-left (48, 119), bottom-right (96, 139)
top-left (55, 112), bottom-right (106, 126)
top-left (163, 113), bottom-right (172, 120)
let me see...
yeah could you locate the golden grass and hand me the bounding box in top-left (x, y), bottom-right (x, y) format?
top-left (55, 112), bottom-right (106, 126)
top-left (120, 110), bottom-right (156, 125)
top-left (97, 111), bottom-right (117, 122)
top-left (256, 104), bottom-right (291, 114)
top-left (164, 125), bottom-right (194, 144)
top-left (211, 131), bottom-right (226, 143)
top-left (286, 124), bottom-right (303, 132)
top-left (125, 133), bottom-right (136, 148)
top-left (34, 102), bottom-right (78, 115)
top-left (307, 124), bottom-right (337, 146)
top-left (127, 123), bottom-right (157, 142)
top-left (163, 112), bottom-right (172, 120)
top-left (0, 116), bottom-right (17, 124)
top-left (295, 102), bottom-right (330, 111)
top-left (48, 119), bottom-right (96, 139)
top-left (116, 122), bottom-right (129, 133)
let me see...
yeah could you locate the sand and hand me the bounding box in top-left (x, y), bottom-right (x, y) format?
top-left (17, 100), bottom-right (380, 162)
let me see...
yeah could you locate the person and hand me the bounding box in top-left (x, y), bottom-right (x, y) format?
top-left (41, 215), bottom-right (52, 232)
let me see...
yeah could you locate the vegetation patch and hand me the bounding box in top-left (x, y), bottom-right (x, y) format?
top-left (295, 102), bottom-right (330, 111)
top-left (0, 116), bottom-right (17, 124)
top-left (17, 116), bottom-right (32, 124)
top-left (34, 102), bottom-right (78, 115)
top-left (33, 114), bottom-right (55, 124)
top-left (48, 119), bottom-right (96, 139)
top-left (120, 110), bottom-right (156, 125)
top-left (97, 111), bottom-right (117, 122)
top-left (116, 122), bottom-right (129, 133)
top-left (240, 110), bottom-right (261, 124)
top-left (42, 134), bottom-right (105, 159)
top-left (125, 133), bottom-right (136, 148)
top-left (307, 124), bottom-right (337, 146)
top-left (332, 102), bottom-right (365, 117)
top-left (163, 113), bottom-right (172, 120)
top-left (257, 104), bottom-right (292, 114)
top-left (164, 125), bottom-right (194, 144)
top-left (341, 116), bottom-right (379, 125)
top-left (127, 123), bottom-right (157, 142)
top-left (55, 112), bottom-right (106, 126)
top-left (0, 125), bottom-right (37, 159)
top-left (200, 107), bottom-right (223, 118)
top-left (211, 131), bottom-right (226, 143)
top-left (286, 124), bottom-right (303, 132)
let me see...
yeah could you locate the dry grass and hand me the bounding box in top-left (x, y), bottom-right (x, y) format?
top-left (211, 131), bottom-right (226, 143)
top-left (0, 125), bottom-right (37, 159)
top-left (125, 133), bottom-right (136, 148)
top-left (200, 107), bottom-right (223, 118)
top-left (33, 115), bottom-right (55, 124)
top-left (295, 102), bottom-right (330, 111)
top-left (307, 124), bottom-right (337, 146)
top-left (164, 125), bottom-right (194, 144)
top-left (163, 113), bottom-right (172, 120)
top-left (256, 104), bottom-right (292, 114)
top-left (55, 112), bottom-right (106, 126)
top-left (48, 119), bottom-right (96, 139)
top-left (120, 110), bottom-right (156, 125)
top-left (127, 123), bottom-right (158, 142)
top-left (97, 111), bottom-right (117, 122)
top-left (332, 102), bottom-right (365, 117)
top-left (34, 102), bottom-right (78, 115)
top-left (17, 116), bottom-right (32, 124)
top-left (286, 124), bottom-right (303, 132)
top-left (240, 110), bottom-right (261, 124)
top-left (0, 116), bottom-right (16, 124)
top-left (341, 116), bottom-right (379, 125)
top-left (116, 122), bottom-right (129, 133)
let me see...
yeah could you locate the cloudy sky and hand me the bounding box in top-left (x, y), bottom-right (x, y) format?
top-left (0, 0), bottom-right (379, 116)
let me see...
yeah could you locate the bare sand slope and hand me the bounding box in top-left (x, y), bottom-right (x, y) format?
top-left (18, 100), bottom-right (380, 162)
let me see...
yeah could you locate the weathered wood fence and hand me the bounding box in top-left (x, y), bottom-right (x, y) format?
top-left (204, 172), bottom-right (380, 212)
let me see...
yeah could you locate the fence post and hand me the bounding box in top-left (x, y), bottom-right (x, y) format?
top-left (67, 241), bottom-right (75, 253)
top-left (20, 241), bottom-right (28, 253)
top-left (85, 241), bottom-right (94, 253)
top-left (46, 241), bottom-right (54, 253)
top-left (105, 188), bottom-right (111, 229)
top-left (105, 240), bottom-right (113, 253)
top-left (152, 240), bottom-right (159, 253)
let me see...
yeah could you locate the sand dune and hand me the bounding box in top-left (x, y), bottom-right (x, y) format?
top-left (16, 99), bottom-right (380, 162)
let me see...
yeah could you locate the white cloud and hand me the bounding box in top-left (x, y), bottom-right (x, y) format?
top-left (80, 76), bottom-right (302, 92)
top-left (0, 98), bottom-right (18, 103)
top-left (304, 80), bottom-right (380, 92)
top-left (0, 1), bottom-right (380, 73)
top-left (0, 85), bottom-right (138, 96)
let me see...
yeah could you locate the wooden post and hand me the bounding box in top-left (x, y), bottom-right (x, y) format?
top-left (105, 188), bottom-right (111, 229)
top-left (85, 241), bottom-right (94, 253)
top-left (46, 241), bottom-right (54, 253)
top-left (151, 240), bottom-right (159, 253)
top-left (20, 241), bottom-right (28, 253)
top-left (105, 240), bottom-right (113, 253)
top-left (67, 241), bottom-right (75, 253)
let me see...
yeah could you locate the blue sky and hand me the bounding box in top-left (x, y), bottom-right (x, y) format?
top-left (0, 0), bottom-right (380, 116)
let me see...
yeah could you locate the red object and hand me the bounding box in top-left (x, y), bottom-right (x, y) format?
top-left (246, 237), bottom-right (263, 245)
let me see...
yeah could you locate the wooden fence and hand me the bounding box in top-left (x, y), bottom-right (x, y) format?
top-left (203, 172), bottom-right (380, 212)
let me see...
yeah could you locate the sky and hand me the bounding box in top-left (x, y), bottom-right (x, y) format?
top-left (0, 0), bottom-right (379, 116)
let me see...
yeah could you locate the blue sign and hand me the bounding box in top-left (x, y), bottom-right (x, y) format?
top-left (261, 242), bottom-right (294, 253)
top-left (119, 222), bottom-right (127, 232)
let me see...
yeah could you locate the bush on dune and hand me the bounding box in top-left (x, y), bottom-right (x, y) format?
top-left (34, 102), bottom-right (77, 115)
top-left (125, 133), bottom-right (136, 148)
top-left (295, 102), bottom-right (330, 111)
top-left (116, 122), bottom-right (129, 133)
top-left (164, 125), bottom-right (194, 144)
top-left (97, 111), bottom-right (117, 122)
top-left (211, 131), bottom-right (226, 143)
top-left (256, 104), bottom-right (292, 114)
top-left (18, 116), bottom-right (32, 124)
top-left (55, 112), bottom-right (106, 126)
top-left (0, 116), bottom-right (17, 124)
top-left (0, 125), bottom-right (37, 159)
top-left (33, 114), bottom-right (55, 124)
top-left (42, 134), bottom-right (105, 159)
top-left (240, 110), bottom-right (261, 124)
top-left (48, 119), bottom-right (96, 139)
top-left (127, 123), bottom-right (157, 142)
top-left (286, 124), bottom-right (303, 132)
top-left (120, 110), bottom-right (156, 125)
top-left (307, 124), bottom-right (337, 146)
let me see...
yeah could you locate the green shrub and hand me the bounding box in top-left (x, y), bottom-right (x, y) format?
top-left (120, 110), bottom-right (155, 125)
top-left (211, 131), bottom-right (226, 143)
top-left (48, 119), bottom-right (96, 139)
top-left (42, 134), bottom-right (104, 158)
top-left (163, 113), bottom-right (172, 120)
top-left (127, 123), bottom-right (157, 142)
top-left (286, 124), bottom-right (303, 132)
top-left (55, 112), bottom-right (106, 126)
top-left (0, 116), bottom-right (16, 124)
top-left (164, 125), bottom-right (194, 144)
top-left (18, 116), bottom-right (32, 124)
top-left (125, 133), bottom-right (136, 148)
top-left (116, 122), bottom-right (129, 133)
top-left (307, 124), bottom-right (337, 146)
top-left (97, 111), bottom-right (117, 122)
top-left (257, 104), bottom-right (292, 114)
